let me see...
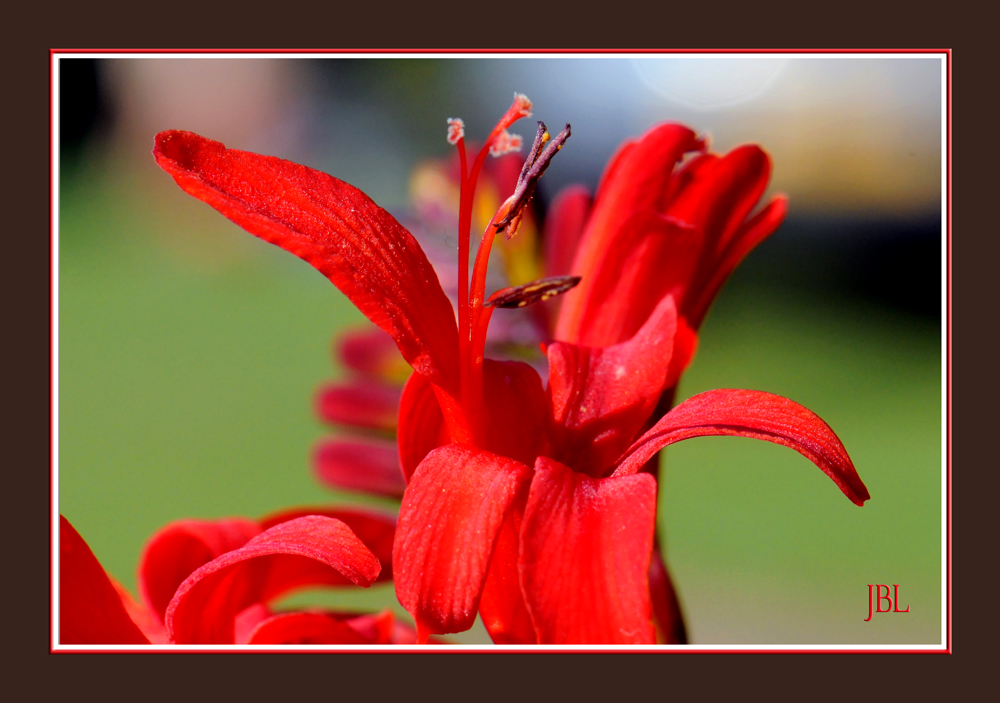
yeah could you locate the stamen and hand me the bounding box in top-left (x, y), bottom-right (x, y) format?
top-left (484, 275), bottom-right (582, 309)
top-left (494, 122), bottom-right (571, 237)
top-left (517, 123), bottom-right (550, 184)
top-left (446, 118), bottom-right (465, 145)
top-left (455, 92), bottom-right (545, 443)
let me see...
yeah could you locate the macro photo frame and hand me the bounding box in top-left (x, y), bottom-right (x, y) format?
top-left (51, 50), bottom-right (950, 652)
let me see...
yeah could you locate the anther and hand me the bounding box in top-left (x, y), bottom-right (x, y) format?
top-left (484, 275), bottom-right (582, 309)
top-left (493, 122), bottom-right (571, 237)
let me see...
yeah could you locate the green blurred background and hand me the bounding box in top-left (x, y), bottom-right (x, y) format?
top-left (57, 55), bottom-right (944, 645)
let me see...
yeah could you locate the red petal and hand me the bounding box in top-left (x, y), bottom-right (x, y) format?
top-left (660, 152), bottom-right (719, 207)
top-left (519, 458), bottom-right (657, 644)
top-left (259, 507), bottom-right (396, 581)
top-left (312, 437), bottom-right (406, 498)
top-left (138, 517), bottom-right (261, 624)
top-left (393, 444), bottom-right (533, 635)
top-left (388, 621), bottom-right (421, 644)
top-left (559, 124), bottom-right (704, 343)
top-left (114, 580), bottom-right (169, 643)
top-left (649, 547), bottom-right (687, 644)
top-left (543, 185), bottom-right (592, 278)
top-left (59, 515), bottom-right (150, 644)
top-left (547, 294), bottom-right (677, 477)
top-left (665, 315), bottom-right (699, 391)
top-left (336, 325), bottom-right (411, 384)
top-left (592, 138), bottom-right (635, 205)
top-left (343, 609), bottom-right (397, 643)
top-left (477, 491), bottom-right (536, 644)
top-left (554, 211), bottom-right (699, 346)
top-left (689, 196), bottom-right (788, 327)
top-left (586, 123), bottom-right (703, 238)
top-left (153, 131), bottom-right (459, 396)
top-left (233, 603), bottom-right (273, 643)
top-left (245, 611), bottom-right (372, 644)
top-left (166, 516), bottom-right (380, 644)
top-left (664, 145), bottom-right (771, 257)
top-left (315, 380), bottom-right (401, 432)
top-left (612, 389), bottom-right (870, 505)
top-left (661, 146), bottom-right (775, 327)
top-left (481, 359), bottom-right (549, 467)
top-left (397, 371), bottom-right (447, 482)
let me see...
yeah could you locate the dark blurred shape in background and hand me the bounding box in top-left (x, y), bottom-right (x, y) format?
top-left (742, 213), bottom-right (942, 320)
top-left (59, 58), bottom-right (113, 160)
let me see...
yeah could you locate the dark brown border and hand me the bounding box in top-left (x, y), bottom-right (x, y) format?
top-left (13, 2), bottom-right (991, 699)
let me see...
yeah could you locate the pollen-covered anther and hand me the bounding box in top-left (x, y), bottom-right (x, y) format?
top-left (446, 118), bottom-right (465, 145)
top-left (489, 130), bottom-right (523, 157)
top-left (493, 122), bottom-right (572, 236)
top-left (484, 275), bottom-right (582, 309)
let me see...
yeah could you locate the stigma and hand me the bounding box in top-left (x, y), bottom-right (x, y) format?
top-left (446, 118), bottom-right (465, 145)
top-left (489, 130), bottom-right (524, 156)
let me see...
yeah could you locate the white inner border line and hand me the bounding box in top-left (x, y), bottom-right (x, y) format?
top-left (50, 50), bottom-right (950, 653)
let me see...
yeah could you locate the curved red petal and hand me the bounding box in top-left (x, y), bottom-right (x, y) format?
top-left (312, 437), bottom-right (406, 498)
top-left (547, 293), bottom-right (678, 476)
top-left (315, 380), bottom-right (401, 432)
top-left (393, 444), bottom-right (533, 635)
top-left (245, 611), bottom-right (373, 644)
top-left (397, 371), bottom-right (447, 482)
top-left (59, 515), bottom-right (150, 644)
top-left (166, 516), bottom-right (380, 644)
top-left (612, 389), bottom-right (870, 505)
top-left (663, 145), bottom-right (771, 256)
top-left (584, 123), bottom-right (703, 245)
top-left (153, 130), bottom-right (459, 396)
top-left (481, 359), bottom-right (549, 467)
top-left (558, 124), bottom-right (704, 342)
top-left (543, 185), bottom-right (592, 278)
top-left (519, 458), bottom-right (657, 644)
top-left (138, 517), bottom-right (261, 624)
top-left (689, 196), bottom-right (788, 327)
top-left (660, 152), bottom-right (719, 207)
top-left (591, 138), bottom-right (635, 206)
top-left (659, 317), bottom-right (700, 399)
top-left (259, 506), bottom-right (396, 581)
top-left (554, 211), bottom-right (698, 346)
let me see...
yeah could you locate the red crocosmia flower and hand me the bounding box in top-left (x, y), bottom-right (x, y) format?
top-left (59, 508), bottom-right (412, 645)
top-left (153, 94), bottom-right (869, 645)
